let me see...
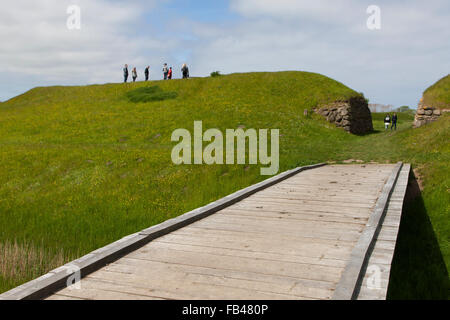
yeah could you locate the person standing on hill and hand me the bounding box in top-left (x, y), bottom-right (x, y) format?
top-left (384, 114), bottom-right (391, 130)
top-left (168, 67), bottom-right (173, 80)
top-left (391, 113), bottom-right (398, 131)
top-left (123, 64), bottom-right (129, 83)
top-left (163, 63), bottom-right (169, 80)
top-left (132, 67), bottom-right (138, 82)
top-left (181, 63), bottom-right (189, 79)
top-left (144, 66), bottom-right (150, 81)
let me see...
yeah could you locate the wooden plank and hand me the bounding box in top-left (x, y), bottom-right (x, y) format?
top-left (231, 202), bottom-right (373, 216)
top-left (269, 185), bottom-right (386, 194)
top-left (171, 226), bottom-right (359, 248)
top-left (254, 192), bottom-right (378, 204)
top-left (84, 265), bottom-right (332, 300)
top-left (78, 269), bottom-right (316, 300)
top-left (376, 226), bottom-right (400, 241)
top-left (102, 258), bottom-right (337, 296)
top-left (140, 240), bottom-right (345, 268)
top-left (45, 294), bottom-right (86, 300)
top-left (199, 213), bottom-right (366, 231)
top-left (260, 191), bottom-right (379, 202)
top-left (241, 198), bottom-right (375, 210)
top-left (218, 209), bottom-right (369, 225)
top-left (221, 206), bottom-right (372, 220)
top-left (248, 195), bottom-right (376, 208)
top-left (124, 248), bottom-right (344, 283)
top-left (187, 222), bottom-right (363, 242)
top-left (51, 285), bottom-right (166, 300)
top-left (186, 224), bottom-right (362, 242)
top-left (172, 225), bottom-right (359, 248)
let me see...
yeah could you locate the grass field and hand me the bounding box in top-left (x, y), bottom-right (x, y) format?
top-left (0, 71), bottom-right (448, 298)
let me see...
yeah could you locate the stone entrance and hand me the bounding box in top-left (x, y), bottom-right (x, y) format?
top-left (315, 96), bottom-right (373, 135)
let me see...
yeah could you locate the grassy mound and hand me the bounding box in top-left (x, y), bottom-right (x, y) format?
top-left (0, 71), bottom-right (448, 298)
top-left (0, 71), bottom-right (362, 291)
top-left (423, 74), bottom-right (450, 109)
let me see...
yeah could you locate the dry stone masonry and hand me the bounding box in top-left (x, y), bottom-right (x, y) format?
top-left (413, 98), bottom-right (448, 128)
top-left (315, 96), bottom-right (373, 134)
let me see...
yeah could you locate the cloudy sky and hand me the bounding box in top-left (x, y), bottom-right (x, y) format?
top-left (1, 0), bottom-right (449, 108)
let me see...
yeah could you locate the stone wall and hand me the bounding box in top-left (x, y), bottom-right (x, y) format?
top-left (315, 96), bottom-right (373, 134)
top-left (413, 99), bottom-right (448, 128)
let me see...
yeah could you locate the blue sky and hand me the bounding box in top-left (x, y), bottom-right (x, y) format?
top-left (1, 0), bottom-right (449, 108)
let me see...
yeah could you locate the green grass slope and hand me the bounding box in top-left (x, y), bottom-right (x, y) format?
top-left (423, 74), bottom-right (450, 109)
top-left (0, 71), bottom-right (448, 299)
top-left (0, 71), bottom-right (362, 291)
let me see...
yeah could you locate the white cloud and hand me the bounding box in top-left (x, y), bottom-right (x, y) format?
top-left (188, 0), bottom-right (450, 107)
top-left (230, 0), bottom-right (362, 24)
top-left (1, 0), bottom-right (449, 108)
top-left (0, 0), bottom-right (172, 99)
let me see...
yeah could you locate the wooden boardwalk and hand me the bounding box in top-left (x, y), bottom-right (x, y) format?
top-left (40, 164), bottom-right (409, 300)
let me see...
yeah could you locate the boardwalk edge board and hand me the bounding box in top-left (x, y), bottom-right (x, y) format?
top-left (355, 164), bottom-right (411, 300)
top-left (332, 162), bottom-right (404, 300)
top-left (0, 163), bottom-right (326, 300)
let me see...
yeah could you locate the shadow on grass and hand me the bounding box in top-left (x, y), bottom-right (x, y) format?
top-left (126, 86), bottom-right (178, 103)
top-left (354, 129), bottom-right (382, 137)
top-left (387, 170), bottom-right (450, 299)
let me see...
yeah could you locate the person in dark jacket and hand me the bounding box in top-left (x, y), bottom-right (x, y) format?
top-left (391, 113), bottom-right (398, 131)
top-left (181, 63), bottom-right (189, 79)
top-left (144, 66), bottom-right (150, 81)
top-left (168, 67), bottom-right (173, 80)
top-left (123, 64), bottom-right (129, 83)
top-left (384, 114), bottom-right (391, 130)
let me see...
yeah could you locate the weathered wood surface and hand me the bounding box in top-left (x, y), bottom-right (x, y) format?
top-left (45, 164), bottom-right (407, 300)
top-left (332, 162), bottom-right (403, 299)
top-left (355, 164), bottom-right (411, 300)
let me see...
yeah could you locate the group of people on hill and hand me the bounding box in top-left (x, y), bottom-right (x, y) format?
top-left (384, 113), bottom-right (398, 131)
top-left (123, 63), bottom-right (190, 83)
